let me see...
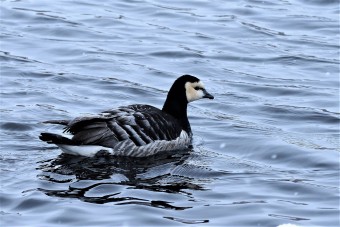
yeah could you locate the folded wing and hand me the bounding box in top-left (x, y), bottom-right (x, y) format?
top-left (64, 104), bottom-right (182, 148)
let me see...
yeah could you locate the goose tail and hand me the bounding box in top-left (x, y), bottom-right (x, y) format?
top-left (39, 132), bottom-right (74, 145)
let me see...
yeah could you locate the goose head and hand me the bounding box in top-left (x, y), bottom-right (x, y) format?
top-left (162, 74), bottom-right (214, 133)
top-left (183, 76), bottom-right (214, 102)
top-left (163, 75), bottom-right (214, 114)
top-left (168, 74), bottom-right (214, 103)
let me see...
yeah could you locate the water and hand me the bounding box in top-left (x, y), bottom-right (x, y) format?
top-left (1, 0), bottom-right (339, 226)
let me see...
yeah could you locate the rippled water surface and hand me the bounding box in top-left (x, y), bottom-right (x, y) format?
top-left (1, 0), bottom-right (339, 226)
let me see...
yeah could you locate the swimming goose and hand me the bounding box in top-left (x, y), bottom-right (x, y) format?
top-left (40, 75), bottom-right (214, 157)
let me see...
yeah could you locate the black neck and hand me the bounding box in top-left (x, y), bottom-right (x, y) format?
top-left (162, 90), bottom-right (191, 135)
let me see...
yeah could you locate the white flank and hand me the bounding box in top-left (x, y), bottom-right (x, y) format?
top-left (57, 130), bottom-right (191, 157)
top-left (57, 144), bottom-right (114, 157)
top-left (277, 224), bottom-right (301, 227)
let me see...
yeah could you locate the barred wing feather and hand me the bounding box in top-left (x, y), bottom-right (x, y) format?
top-left (64, 105), bottom-right (183, 148)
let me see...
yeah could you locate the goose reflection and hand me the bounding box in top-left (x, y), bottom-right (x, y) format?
top-left (37, 149), bottom-right (209, 210)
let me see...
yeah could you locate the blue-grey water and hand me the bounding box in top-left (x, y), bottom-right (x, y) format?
top-left (0, 0), bottom-right (339, 226)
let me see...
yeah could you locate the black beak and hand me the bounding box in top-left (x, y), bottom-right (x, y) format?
top-left (203, 89), bottom-right (214, 99)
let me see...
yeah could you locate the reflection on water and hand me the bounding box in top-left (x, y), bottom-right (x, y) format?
top-left (37, 150), bottom-right (207, 209)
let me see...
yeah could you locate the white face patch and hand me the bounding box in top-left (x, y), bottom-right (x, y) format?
top-left (185, 81), bottom-right (205, 102)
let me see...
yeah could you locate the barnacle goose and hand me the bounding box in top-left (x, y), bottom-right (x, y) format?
top-left (40, 75), bottom-right (214, 157)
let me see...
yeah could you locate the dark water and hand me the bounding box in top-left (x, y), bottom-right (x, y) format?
top-left (1, 0), bottom-right (339, 226)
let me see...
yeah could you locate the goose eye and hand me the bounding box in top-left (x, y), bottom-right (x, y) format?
top-left (194, 86), bottom-right (200, 90)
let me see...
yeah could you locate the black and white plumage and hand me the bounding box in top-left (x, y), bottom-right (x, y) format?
top-left (40, 75), bottom-right (214, 157)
